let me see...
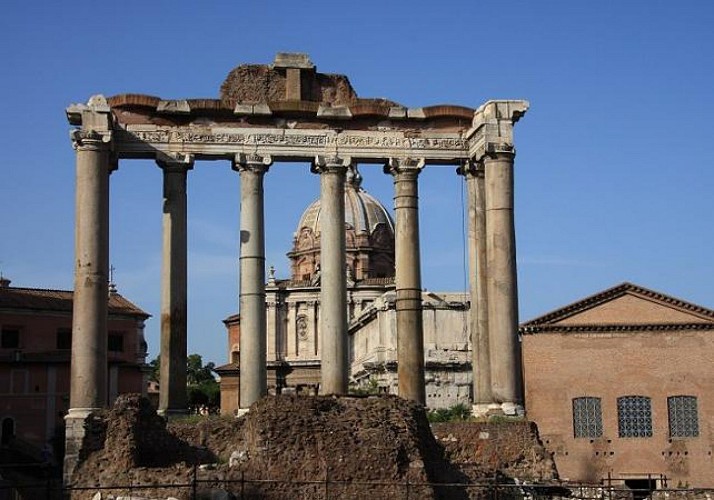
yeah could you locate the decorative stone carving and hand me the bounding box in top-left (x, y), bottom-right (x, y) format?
top-left (156, 152), bottom-right (194, 172)
top-left (311, 155), bottom-right (352, 175)
top-left (384, 157), bottom-right (425, 178)
top-left (296, 314), bottom-right (308, 340)
top-left (70, 129), bottom-right (111, 151)
top-left (232, 153), bottom-right (273, 173)
top-left (456, 159), bottom-right (485, 179)
top-left (116, 127), bottom-right (468, 161)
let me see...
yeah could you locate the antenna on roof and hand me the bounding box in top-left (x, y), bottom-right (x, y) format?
top-left (108, 265), bottom-right (118, 295)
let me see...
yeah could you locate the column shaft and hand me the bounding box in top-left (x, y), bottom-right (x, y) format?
top-left (461, 163), bottom-right (492, 407)
top-left (315, 158), bottom-right (348, 395)
top-left (69, 131), bottom-right (111, 411)
top-left (387, 159), bottom-right (426, 405)
top-left (236, 155), bottom-right (271, 408)
top-left (158, 158), bottom-right (192, 415)
top-left (484, 152), bottom-right (523, 407)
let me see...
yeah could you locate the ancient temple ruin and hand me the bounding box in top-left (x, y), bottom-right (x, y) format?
top-left (65, 52), bottom-right (528, 477)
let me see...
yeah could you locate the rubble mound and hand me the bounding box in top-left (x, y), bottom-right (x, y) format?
top-left (433, 420), bottom-right (559, 482)
top-left (72, 394), bottom-right (215, 490)
top-left (176, 394), bottom-right (463, 499)
top-left (70, 395), bottom-right (557, 499)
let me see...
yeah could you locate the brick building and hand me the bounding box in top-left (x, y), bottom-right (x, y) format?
top-left (0, 277), bottom-right (149, 453)
top-left (521, 282), bottom-right (714, 488)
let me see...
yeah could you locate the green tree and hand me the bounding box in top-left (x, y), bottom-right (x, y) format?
top-left (147, 354), bottom-right (220, 413)
top-left (148, 356), bottom-right (160, 382)
top-left (186, 354), bottom-right (220, 413)
top-left (187, 353), bottom-right (216, 385)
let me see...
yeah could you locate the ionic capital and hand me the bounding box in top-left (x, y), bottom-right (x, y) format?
top-left (466, 100), bottom-right (528, 163)
top-left (232, 153), bottom-right (273, 174)
top-left (311, 155), bottom-right (352, 175)
top-left (70, 129), bottom-right (112, 152)
top-left (456, 159), bottom-right (485, 179)
top-left (156, 152), bottom-right (195, 172)
top-left (384, 157), bottom-right (425, 178)
top-left (67, 96), bottom-right (114, 149)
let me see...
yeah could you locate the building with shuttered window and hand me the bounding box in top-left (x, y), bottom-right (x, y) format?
top-left (0, 276), bottom-right (149, 454)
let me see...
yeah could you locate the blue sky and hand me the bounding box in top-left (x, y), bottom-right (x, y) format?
top-left (1, 1), bottom-right (713, 365)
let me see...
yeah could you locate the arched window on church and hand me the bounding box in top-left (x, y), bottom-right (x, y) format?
top-left (572, 397), bottom-right (603, 438)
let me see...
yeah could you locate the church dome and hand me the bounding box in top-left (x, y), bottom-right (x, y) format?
top-left (289, 167), bottom-right (395, 282)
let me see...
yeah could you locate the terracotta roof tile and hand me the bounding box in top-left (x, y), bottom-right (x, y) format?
top-left (0, 286), bottom-right (149, 318)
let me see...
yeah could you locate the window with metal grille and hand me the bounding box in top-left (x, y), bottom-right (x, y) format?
top-left (573, 397), bottom-right (603, 438)
top-left (617, 396), bottom-right (652, 438)
top-left (668, 396), bottom-right (699, 438)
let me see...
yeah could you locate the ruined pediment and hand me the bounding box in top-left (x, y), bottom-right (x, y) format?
top-left (221, 52), bottom-right (365, 106)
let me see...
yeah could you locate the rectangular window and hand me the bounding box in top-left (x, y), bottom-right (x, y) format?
top-left (618, 396), bottom-right (653, 438)
top-left (573, 397), bottom-right (603, 438)
top-left (1, 328), bottom-right (20, 349)
top-left (57, 329), bottom-right (72, 350)
top-left (668, 396), bottom-right (699, 438)
top-left (108, 333), bottom-right (124, 353)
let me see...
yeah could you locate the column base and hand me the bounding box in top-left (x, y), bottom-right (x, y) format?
top-left (471, 402), bottom-right (524, 418)
top-left (500, 401), bottom-right (525, 417)
top-left (471, 403), bottom-right (494, 418)
top-left (63, 407), bottom-right (102, 485)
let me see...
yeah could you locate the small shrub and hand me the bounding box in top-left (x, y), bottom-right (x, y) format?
top-left (427, 403), bottom-right (472, 423)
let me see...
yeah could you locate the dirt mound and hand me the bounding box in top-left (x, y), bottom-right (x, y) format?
top-left (70, 395), bottom-right (555, 499)
top-left (433, 421), bottom-right (558, 482)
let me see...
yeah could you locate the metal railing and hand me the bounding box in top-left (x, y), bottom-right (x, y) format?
top-left (0, 469), bottom-right (712, 500)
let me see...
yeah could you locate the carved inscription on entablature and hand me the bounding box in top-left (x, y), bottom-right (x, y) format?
top-left (126, 129), bottom-right (466, 151)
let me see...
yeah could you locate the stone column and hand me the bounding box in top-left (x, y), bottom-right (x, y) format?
top-left (385, 158), bottom-right (426, 405)
top-left (65, 99), bottom-right (114, 483)
top-left (458, 161), bottom-right (492, 415)
top-left (467, 100), bottom-right (528, 415)
top-left (68, 129), bottom-right (112, 414)
top-left (312, 156), bottom-right (349, 395)
top-left (234, 153), bottom-right (272, 409)
top-left (484, 149), bottom-right (523, 412)
top-left (157, 154), bottom-right (194, 417)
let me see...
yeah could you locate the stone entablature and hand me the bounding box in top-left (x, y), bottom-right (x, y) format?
top-left (65, 52), bottom-right (529, 468)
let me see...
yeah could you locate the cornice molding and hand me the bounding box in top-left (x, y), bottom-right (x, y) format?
top-left (522, 282), bottom-right (714, 327)
top-left (521, 322), bottom-right (714, 335)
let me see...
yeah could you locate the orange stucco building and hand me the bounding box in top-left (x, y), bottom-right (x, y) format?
top-left (522, 282), bottom-right (714, 488)
top-left (0, 277), bottom-right (149, 452)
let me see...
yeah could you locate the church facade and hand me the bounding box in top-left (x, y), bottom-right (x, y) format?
top-left (217, 168), bottom-right (473, 412)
